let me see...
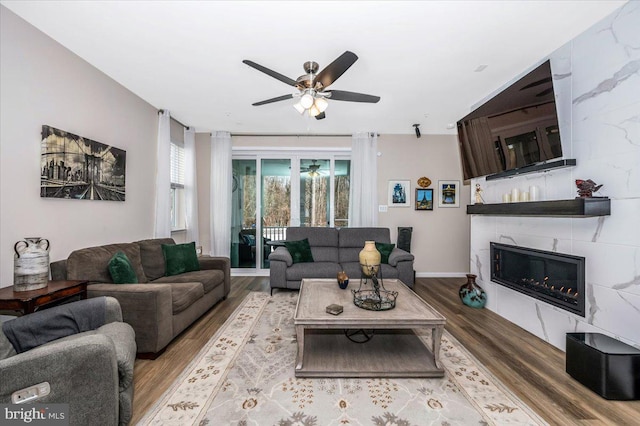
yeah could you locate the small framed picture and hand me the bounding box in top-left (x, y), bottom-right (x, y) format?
top-left (415, 188), bottom-right (434, 210)
top-left (388, 180), bottom-right (411, 207)
top-left (438, 180), bottom-right (460, 208)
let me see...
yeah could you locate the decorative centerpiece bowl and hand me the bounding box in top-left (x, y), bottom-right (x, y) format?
top-left (352, 266), bottom-right (397, 311)
top-left (353, 288), bottom-right (397, 311)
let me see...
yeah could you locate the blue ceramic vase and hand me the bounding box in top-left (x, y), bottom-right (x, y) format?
top-left (459, 274), bottom-right (486, 309)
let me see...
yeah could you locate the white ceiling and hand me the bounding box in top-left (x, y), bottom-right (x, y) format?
top-left (2, 1), bottom-right (627, 135)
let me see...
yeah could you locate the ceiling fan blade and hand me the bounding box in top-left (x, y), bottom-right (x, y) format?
top-left (252, 94), bottom-right (294, 106)
top-left (326, 90), bottom-right (380, 103)
top-left (315, 112), bottom-right (326, 120)
top-left (243, 60), bottom-right (298, 87)
top-left (313, 51), bottom-right (358, 89)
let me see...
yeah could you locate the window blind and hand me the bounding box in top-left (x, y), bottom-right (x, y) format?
top-left (170, 142), bottom-right (185, 187)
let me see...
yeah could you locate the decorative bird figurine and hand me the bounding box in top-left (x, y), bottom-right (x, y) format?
top-left (575, 179), bottom-right (603, 198)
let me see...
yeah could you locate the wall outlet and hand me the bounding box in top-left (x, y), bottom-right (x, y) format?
top-left (379, 205), bottom-right (388, 212)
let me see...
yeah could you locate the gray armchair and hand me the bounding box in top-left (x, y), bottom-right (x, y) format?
top-left (0, 297), bottom-right (136, 426)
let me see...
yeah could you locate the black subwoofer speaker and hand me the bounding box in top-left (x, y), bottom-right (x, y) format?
top-left (397, 227), bottom-right (412, 253)
top-left (566, 332), bottom-right (640, 400)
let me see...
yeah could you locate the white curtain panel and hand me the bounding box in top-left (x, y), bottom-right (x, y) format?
top-left (154, 110), bottom-right (172, 238)
top-left (349, 132), bottom-right (378, 227)
top-left (210, 131), bottom-right (232, 256)
top-left (184, 127), bottom-right (199, 244)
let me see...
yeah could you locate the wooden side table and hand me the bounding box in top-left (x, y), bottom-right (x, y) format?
top-left (0, 280), bottom-right (88, 316)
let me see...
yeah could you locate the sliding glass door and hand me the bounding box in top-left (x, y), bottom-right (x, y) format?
top-left (231, 152), bottom-right (350, 271)
top-left (231, 159), bottom-right (256, 268)
top-left (261, 159), bottom-right (291, 269)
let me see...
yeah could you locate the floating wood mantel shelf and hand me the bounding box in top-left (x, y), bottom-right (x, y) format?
top-left (466, 197), bottom-right (610, 217)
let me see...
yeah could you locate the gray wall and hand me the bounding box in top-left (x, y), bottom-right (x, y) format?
top-left (0, 6), bottom-right (158, 287)
top-left (197, 134), bottom-right (470, 275)
top-left (377, 134), bottom-right (470, 276)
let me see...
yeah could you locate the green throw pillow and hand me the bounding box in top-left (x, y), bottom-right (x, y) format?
top-left (375, 242), bottom-right (395, 264)
top-left (108, 251), bottom-right (138, 284)
top-left (284, 238), bottom-right (314, 264)
top-left (162, 242), bottom-right (200, 276)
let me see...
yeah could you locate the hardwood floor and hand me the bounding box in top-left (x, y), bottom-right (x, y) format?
top-left (130, 276), bottom-right (269, 424)
top-left (131, 277), bottom-right (640, 425)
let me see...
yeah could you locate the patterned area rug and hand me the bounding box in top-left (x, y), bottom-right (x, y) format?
top-left (138, 291), bottom-right (547, 425)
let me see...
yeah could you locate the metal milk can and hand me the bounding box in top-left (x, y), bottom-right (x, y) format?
top-left (14, 237), bottom-right (50, 292)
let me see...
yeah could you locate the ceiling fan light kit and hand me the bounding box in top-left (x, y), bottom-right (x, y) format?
top-left (308, 104), bottom-right (321, 117)
top-left (294, 91), bottom-right (330, 117)
top-left (293, 101), bottom-right (306, 114)
top-left (314, 97), bottom-right (328, 112)
top-left (300, 92), bottom-right (315, 109)
top-left (243, 51), bottom-right (380, 120)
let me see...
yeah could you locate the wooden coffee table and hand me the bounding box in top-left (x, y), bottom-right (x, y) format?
top-left (293, 278), bottom-right (446, 378)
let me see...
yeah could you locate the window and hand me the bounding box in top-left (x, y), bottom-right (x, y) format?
top-left (170, 142), bottom-right (186, 230)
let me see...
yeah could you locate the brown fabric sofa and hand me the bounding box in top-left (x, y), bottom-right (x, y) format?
top-left (50, 238), bottom-right (230, 358)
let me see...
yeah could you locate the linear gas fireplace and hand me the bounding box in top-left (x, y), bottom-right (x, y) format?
top-left (491, 242), bottom-right (585, 316)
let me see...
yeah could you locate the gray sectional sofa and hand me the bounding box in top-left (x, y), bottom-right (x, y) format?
top-left (269, 227), bottom-right (414, 294)
top-left (50, 238), bottom-right (230, 358)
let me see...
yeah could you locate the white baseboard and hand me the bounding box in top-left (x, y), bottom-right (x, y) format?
top-left (231, 270), bottom-right (468, 278)
top-left (231, 269), bottom-right (269, 277)
top-left (416, 272), bottom-right (468, 278)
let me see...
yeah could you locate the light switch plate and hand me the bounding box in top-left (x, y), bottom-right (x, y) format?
top-left (379, 205), bottom-right (388, 212)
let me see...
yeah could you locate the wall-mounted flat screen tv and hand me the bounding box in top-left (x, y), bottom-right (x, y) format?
top-left (457, 60), bottom-right (563, 181)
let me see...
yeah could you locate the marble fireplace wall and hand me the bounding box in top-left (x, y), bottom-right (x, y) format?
top-left (469, 2), bottom-right (640, 351)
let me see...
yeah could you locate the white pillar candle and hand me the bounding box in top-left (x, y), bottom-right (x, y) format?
top-left (511, 188), bottom-right (520, 203)
top-left (502, 193), bottom-right (511, 203)
top-left (529, 185), bottom-right (539, 201)
top-left (520, 191), bottom-right (530, 202)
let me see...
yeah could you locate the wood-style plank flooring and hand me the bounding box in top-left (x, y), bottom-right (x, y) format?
top-left (131, 277), bottom-right (640, 425)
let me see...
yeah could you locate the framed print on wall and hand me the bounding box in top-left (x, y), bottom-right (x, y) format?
top-left (438, 180), bottom-right (460, 208)
top-left (415, 188), bottom-right (433, 210)
top-left (388, 180), bottom-right (411, 207)
top-left (41, 125), bottom-right (126, 201)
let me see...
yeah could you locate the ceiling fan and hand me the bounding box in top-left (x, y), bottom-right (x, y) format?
top-left (301, 160), bottom-right (323, 177)
top-left (242, 51), bottom-right (380, 120)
